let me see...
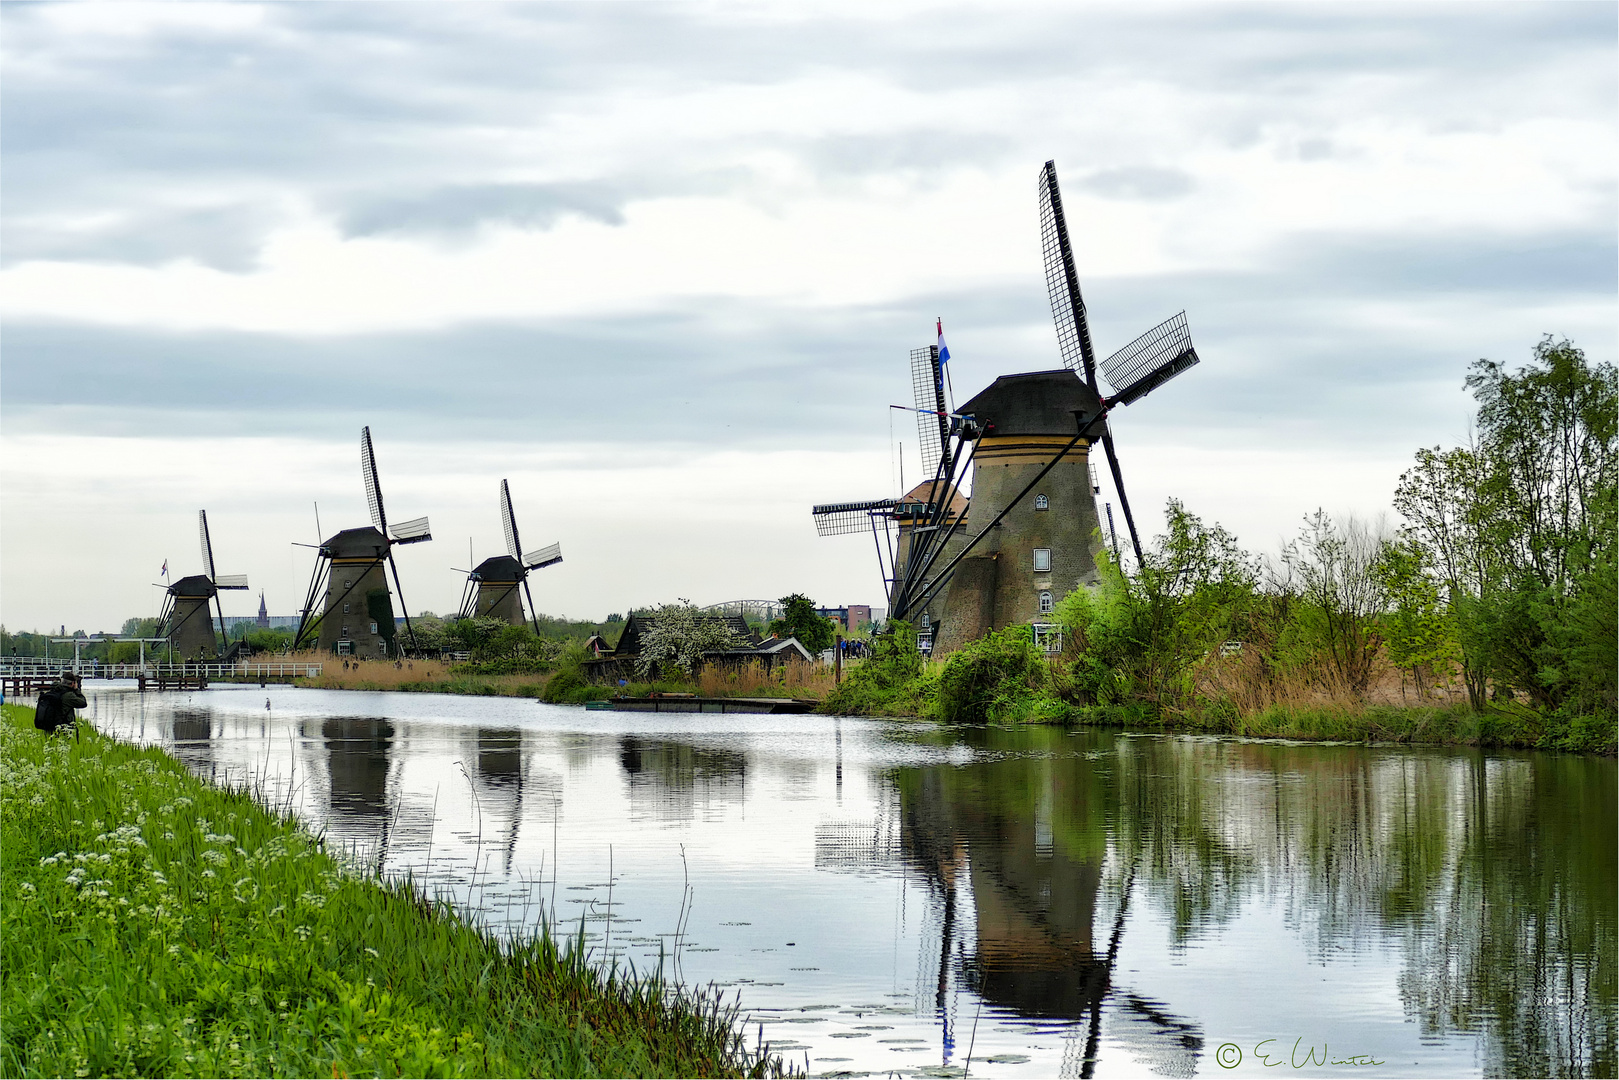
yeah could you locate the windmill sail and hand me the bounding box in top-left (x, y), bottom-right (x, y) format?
top-left (199, 510), bottom-right (217, 582)
top-left (500, 479), bottom-right (521, 560)
top-left (1100, 311), bottom-right (1200, 407)
top-left (522, 542), bottom-right (562, 570)
top-left (813, 497), bottom-right (899, 537)
top-left (361, 425), bottom-right (387, 534)
top-left (910, 346), bottom-right (949, 477)
top-left (389, 516), bottom-right (432, 543)
top-left (213, 574), bottom-right (250, 590)
top-left (1038, 160), bottom-right (1099, 388)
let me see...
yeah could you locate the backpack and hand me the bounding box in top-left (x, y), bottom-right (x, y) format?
top-left (34, 687), bottom-right (64, 732)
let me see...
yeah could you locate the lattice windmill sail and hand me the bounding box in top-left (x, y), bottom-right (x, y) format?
top-left (292, 426), bottom-right (432, 658)
top-left (157, 509), bottom-right (250, 660)
top-left (457, 479), bottom-right (562, 631)
top-left (1036, 159), bottom-right (1200, 565)
top-left (910, 344), bottom-right (949, 477)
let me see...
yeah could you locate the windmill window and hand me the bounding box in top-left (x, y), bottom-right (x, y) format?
top-left (343, 602), bottom-right (350, 614)
top-left (343, 580), bottom-right (351, 589)
top-left (1033, 548), bottom-right (1052, 572)
top-left (341, 626), bottom-right (350, 637)
top-left (1039, 591), bottom-right (1054, 613)
top-left (1034, 494), bottom-right (1049, 510)
top-left (369, 621), bottom-right (378, 634)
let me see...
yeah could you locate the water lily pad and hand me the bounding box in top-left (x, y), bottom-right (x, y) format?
top-left (828, 1031), bottom-right (870, 1038)
top-left (983, 1054), bottom-right (1030, 1064)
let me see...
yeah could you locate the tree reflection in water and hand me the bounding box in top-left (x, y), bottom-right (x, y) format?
top-left (892, 727), bottom-right (1615, 1078)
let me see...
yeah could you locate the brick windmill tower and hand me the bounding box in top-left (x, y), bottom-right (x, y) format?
top-left (157, 510), bottom-right (249, 659)
top-left (457, 479), bottom-right (562, 629)
top-left (291, 427), bottom-right (432, 658)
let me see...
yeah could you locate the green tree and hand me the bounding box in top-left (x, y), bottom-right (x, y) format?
top-left (1059, 500), bottom-right (1256, 710)
top-left (1372, 536), bottom-right (1455, 700)
top-left (1395, 338), bottom-right (1617, 717)
top-left (770, 593), bottom-right (835, 655)
top-left (1280, 510), bottom-right (1390, 695)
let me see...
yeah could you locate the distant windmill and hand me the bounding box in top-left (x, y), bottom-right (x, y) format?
top-left (157, 510), bottom-right (249, 659)
top-left (292, 427), bottom-right (432, 658)
top-left (813, 160), bottom-right (1200, 654)
top-left (809, 339), bottom-right (976, 645)
top-left (456, 479), bottom-right (562, 630)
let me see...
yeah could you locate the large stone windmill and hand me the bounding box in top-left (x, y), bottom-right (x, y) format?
top-left (292, 427), bottom-right (432, 658)
top-left (157, 510), bottom-right (250, 659)
top-left (814, 160), bottom-right (1201, 653)
top-left (456, 479), bottom-right (562, 630)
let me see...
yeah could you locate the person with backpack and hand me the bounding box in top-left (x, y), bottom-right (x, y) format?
top-left (35, 673), bottom-right (87, 734)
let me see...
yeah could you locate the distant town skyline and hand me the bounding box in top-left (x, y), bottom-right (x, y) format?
top-left (3, 3), bottom-right (1614, 632)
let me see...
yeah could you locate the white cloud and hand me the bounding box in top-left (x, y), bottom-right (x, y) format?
top-left (1, 3), bottom-right (1612, 631)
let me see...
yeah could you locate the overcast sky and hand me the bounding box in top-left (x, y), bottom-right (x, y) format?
top-left (3, 2), bottom-right (1614, 634)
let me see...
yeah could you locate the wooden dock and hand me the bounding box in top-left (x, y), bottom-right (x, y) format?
top-left (587, 695), bottom-right (817, 714)
top-left (2, 676), bottom-right (58, 701)
top-left (136, 674), bottom-right (210, 692)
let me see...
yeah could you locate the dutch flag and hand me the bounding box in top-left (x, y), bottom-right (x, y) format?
top-left (160, 560), bottom-right (168, 579)
top-left (936, 318), bottom-right (951, 364)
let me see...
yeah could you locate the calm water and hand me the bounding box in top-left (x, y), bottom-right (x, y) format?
top-left (86, 685), bottom-right (1615, 1079)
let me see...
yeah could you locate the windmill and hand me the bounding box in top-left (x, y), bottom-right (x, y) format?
top-left (291, 427), bottom-right (432, 658)
top-left (810, 340), bottom-right (978, 645)
top-left (918, 160), bottom-right (1199, 652)
top-left (456, 479), bottom-right (562, 630)
top-left (156, 510), bottom-right (250, 659)
top-left (813, 160), bottom-right (1200, 654)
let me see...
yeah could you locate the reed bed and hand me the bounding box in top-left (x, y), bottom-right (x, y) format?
top-left (695, 660), bottom-right (838, 700)
top-left (0, 704), bottom-right (785, 1078)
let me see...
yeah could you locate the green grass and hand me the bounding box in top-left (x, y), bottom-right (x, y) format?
top-left (1062, 699), bottom-right (1617, 753)
top-left (0, 704), bottom-right (784, 1078)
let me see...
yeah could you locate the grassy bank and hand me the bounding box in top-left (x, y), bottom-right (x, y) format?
top-left (819, 623), bottom-right (1616, 754)
top-left (0, 704), bottom-right (781, 1078)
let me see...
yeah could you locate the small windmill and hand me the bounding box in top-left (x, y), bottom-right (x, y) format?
top-left (456, 479), bottom-right (562, 630)
top-left (157, 510), bottom-right (250, 659)
top-left (292, 427), bottom-right (432, 658)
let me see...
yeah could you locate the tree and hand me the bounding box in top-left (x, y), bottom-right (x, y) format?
top-left (1372, 536), bottom-right (1455, 700)
top-left (1059, 500), bottom-right (1257, 708)
top-left (1394, 338), bottom-right (1617, 715)
top-left (1281, 510), bottom-right (1390, 695)
top-left (634, 602), bottom-right (745, 679)
top-left (770, 593), bottom-right (835, 655)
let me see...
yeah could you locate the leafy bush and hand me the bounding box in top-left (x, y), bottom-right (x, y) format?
top-left (932, 624), bottom-right (1065, 724)
top-left (820, 621), bottom-right (936, 716)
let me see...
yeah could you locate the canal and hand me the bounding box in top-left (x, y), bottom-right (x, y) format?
top-left (86, 685), bottom-right (1615, 1078)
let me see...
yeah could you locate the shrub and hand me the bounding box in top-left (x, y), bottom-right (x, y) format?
top-left (933, 624), bottom-right (1063, 724)
top-left (820, 621), bottom-right (934, 716)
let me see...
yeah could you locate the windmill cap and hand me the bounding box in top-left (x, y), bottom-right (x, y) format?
top-left (957, 369), bottom-right (1105, 437)
top-left (471, 555), bottom-right (524, 582)
top-left (168, 574), bottom-right (216, 597)
top-left (322, 526), bottom-right (390, 559)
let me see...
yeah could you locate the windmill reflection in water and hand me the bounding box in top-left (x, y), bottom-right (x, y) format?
top-left (898, 762), bottom-right (1203, 1079)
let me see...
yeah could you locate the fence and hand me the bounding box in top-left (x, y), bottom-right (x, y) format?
top-left (0, 658), bottom-right (322, 680)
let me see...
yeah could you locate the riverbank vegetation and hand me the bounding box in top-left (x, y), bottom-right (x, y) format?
top-left (826, 341), bottom-right (1617, 754)
top-left (0, 703), bottom-right (781, 1078)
